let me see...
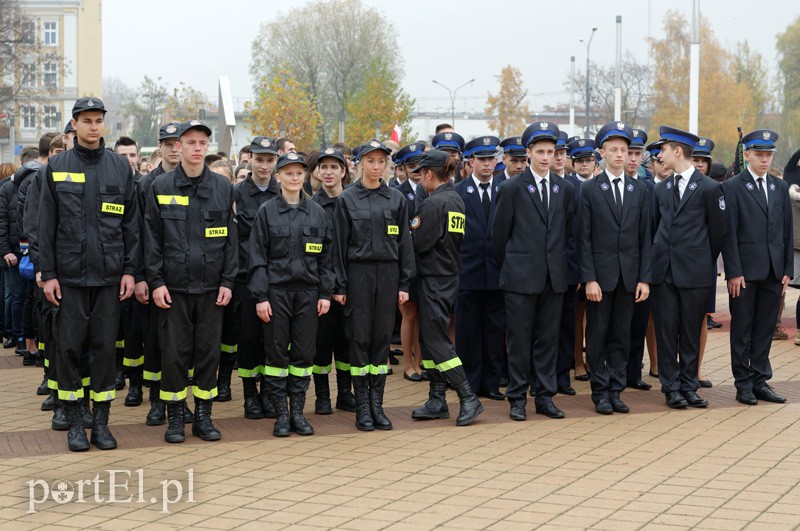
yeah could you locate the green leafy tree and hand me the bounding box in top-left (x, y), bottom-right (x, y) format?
top-left (125, 76), bottom-right (169, 146)
top-left (777, 16), bottom-right (800, 163)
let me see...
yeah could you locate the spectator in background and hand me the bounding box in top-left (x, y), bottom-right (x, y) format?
top-left (303, 150), bottom-right (322, 195)
top-left (114, 136), bottom-right (141, 178)
top-left (138, 160), bottom-right (151, 174)
top-left (0, 163), bottom-right (17, 181)
top-left (210, 159), bottom-right (234, 185)
top-left (435, 123), bottom-right (454, 134)
top-left (234, 162), bottom-right (251, 184)
top-left (238, 146), bottom-right (252, 164)
top-left (276, 138), bottom-right (296, 154)
top-left (0, 161), bottom-right (18, 347)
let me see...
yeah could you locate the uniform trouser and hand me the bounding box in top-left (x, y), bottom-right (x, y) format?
top-left (557, 286), bottom-right (578, 388)
top-left (236, 281), bottom-right (270, 378)
top-left (159, 292), bottom-right (222, 402)
top-left (122, 298), bottom-right (144, 371)
top-left (345, 262), bottom-right (397, 377)
top-left (23, 278), bottom-right (37, 340)
top-left (263, 287), bottom-right (318, 392)
top-left (220, 285), bottom-right (239, 366)
top-left (313, 300), bottom-right (348, 375)
top-left (142, 302), bottom-right (161, 384)
top-left (627, 296), bottom-right (651, 383)
top-left (418, 275), bottom-right (463, 374)
top-left (4, 266), bottom-right (25, 342)
top-left (505, 284), bottom-right (563, 404)
top-left (37, 288), bottom-right (57, 390)
top-left (729, 277), bottom-right (782, 392)
top-left (654, 282), bottom-right (706, 393)
top-left (586, 281), bottom-right (635, 404)
top-left (55, 285), bottom-right (120, 402)
top-left (455, 289), bottom-right (505, 394)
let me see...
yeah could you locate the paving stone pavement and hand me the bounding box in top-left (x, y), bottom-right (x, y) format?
top-left (1, 286), bottom-right (800, 530)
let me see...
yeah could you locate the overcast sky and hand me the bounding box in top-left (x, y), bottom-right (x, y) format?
top-left (103, 0), bottom-right (798, 115)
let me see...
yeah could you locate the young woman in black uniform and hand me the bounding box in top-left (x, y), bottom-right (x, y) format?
top-left (332, 141), bottom-right (415, 431)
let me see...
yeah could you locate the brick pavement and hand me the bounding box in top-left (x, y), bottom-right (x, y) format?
top-left (1, 285), bottom-right (799, 530)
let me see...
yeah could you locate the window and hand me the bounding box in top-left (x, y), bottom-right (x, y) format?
top-left (21, 22), bottom-right (35, 44)
top-left (43, 106), bottom-right (59, 129)
top-left (20, 106), bottom-right (36, 129)
top-left (21, 63), bottom-right (35, 88)
top-left (43, 21), bottom-right (57, 46)
top-left (43, 63), bottom-right (57, 89)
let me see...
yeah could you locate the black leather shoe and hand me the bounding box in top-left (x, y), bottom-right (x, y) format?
top-left (754, 384), bottom-right (786, 403)
top-left (403, 372), bottom-right (423, 382)
top-left (627, 380), bottom-right (652, 391)
top-left (535, 399), bottom-right (565, 419)
top-left (736, 389), bottom-right (758, 405)
top-left (707, 315), bottom-right (722, 329)
top-left (698, 379), bottom-right (713, 388)
top-left (388, 352), bottom-right (400, 365)
top-left (499, 377), bottom-right (509, 388)
top-left (574, 372), bottom-right (590, 382)
top-left (509, 403), bottom-right (526, 421)
top-left (648, 370), bottom-right (659, 378)
top-left (681, 390), bottom-right (708, 408)
top-left (610, 394), bottom-right (629, 413)
top-left (595, 398), bottom-right (613, 415)
top-left (666, 391), bottom-right (688, 409)
top-left (3, 338), bottom-right (15, 349)
top-left (481, 390), bottom-right (505, 401)
top-left (558, 386), bottom-right (576, 396)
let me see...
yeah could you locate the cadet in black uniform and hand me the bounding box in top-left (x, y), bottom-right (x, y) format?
top-left (39, 97), bottom-right (141, 452)
top-left (333, 140), bottom-right (415, 431)
top-left (311, 148), bottom-right (356, 414)
top-left (408, 150), bottom-right (483, 426)
top-left (249, 153), bottom-right (335, 437)
top-left (144, 120), bottom-right (237, 443)
top-left (232, 137), bottom-right (279, 420)
top-left (722, 129), bottom-right (792, 405)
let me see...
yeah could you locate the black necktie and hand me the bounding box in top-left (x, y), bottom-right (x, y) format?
top-left (540, 178), bottom-right (548, 216)
top-left (479, 182), bottom-right (490, 218)
top-left (757, 177), bottom-right (767, 209)
top-left (673, 175), bottom-right (681, 212)
top-left (613, 178), bottom-right (622, 215)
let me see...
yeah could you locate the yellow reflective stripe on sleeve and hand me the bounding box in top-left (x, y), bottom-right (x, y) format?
top-left (422, 359), bottom-right (437, 370)
top-left (101, 202), bottom-right (125, 215)
top-left (123, 355), bottom-right (144, 367)
top-left (312, 364), bottom-right (332, 375)
top-left (90, 389), bottom-right (116, 402)
top-left (387, 225), bottom-right (399, 235)
top-left (143, 370), bottom-right (161, 382)
top-left (238, 366), bottom-right (263, 378)
top-left (192, 386), bottom-right (218, 400)
top-left (81, 377), bottom-right (90, 387)
top-left (334, 361), bottom-right (350, 372)
top-left (350, 365), bottom-right (369, 377)
top-left (115, 340), bottom-right (125, 349)
top-left (220, 343), bottom-right (237, 354)
top-left (52, 172), bottom-right (85, 183)
top-left (160, 388), bottom-right (188, 402)
top-left (368, 364), bottom-right (388, 375)
top-left (288, 365), bottom-right (312, 377)
top-left (305, 243), bottom-right (323, 253)
top-left (263, 366), bottom-right (289, 377)
top-left (47, 379), bottom-right (58, 390)
top-left (437, 357), bottom-right (463, 372)
top-left (157, 195), bottom-right (189, 205)
top-left (447, 212), bottom-right (466, 234)
top-left (205, 227), bottom-right (228, 238)
top-left (58, 388), bottom-right (84, 401)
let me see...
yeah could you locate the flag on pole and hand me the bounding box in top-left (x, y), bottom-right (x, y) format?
top-left (390, 123), bottom-right (401, 143)
top-left (732, 126), bottom-right (745, 175)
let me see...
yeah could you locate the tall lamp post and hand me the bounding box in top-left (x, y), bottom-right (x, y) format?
top-left (581, 27), bottom-right (598, 139)
top-left (432, 78), bottom-right (475, 128)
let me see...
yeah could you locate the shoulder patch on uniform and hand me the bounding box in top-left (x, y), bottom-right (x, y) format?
top-left (410, 216), bottom-right (421, 230)
top-left (718, 196), bottom-right (726, 211)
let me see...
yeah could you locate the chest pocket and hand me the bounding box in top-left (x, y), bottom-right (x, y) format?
top-left (349, 210), bottom-right (371, 246)
top-left (98, 184), bottom-right (125, 240)
top-left (268, 225), bottom-right (291, 258)
top-left (384, 209), bottom-right (400, 238)
top-left (303, 226), bottom-right (324, 254)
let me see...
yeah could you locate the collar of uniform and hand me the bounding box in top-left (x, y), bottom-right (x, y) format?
top-left (244, 175), bottom-right (275, 196)
top-left (174, 162), bottom-right (213, 198)
top-left (276, 191), bottom-right (310, 213)
top-left (74, 137), bottom-right (106, 164)
top-left (313, 190), bottom-right (337, 206)
top-left (747, 166), bottom-right (767, 181)
top-left (430, 182), bottom-right (454, 196)
top-left (355, 181), bottom-right (391, 199)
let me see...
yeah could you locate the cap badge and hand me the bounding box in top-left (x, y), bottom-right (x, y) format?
top-left (260, 138), bottom-right (271, 147)
top-left (633, 131), bottom-right (640, 137)
top-left (409, 144), bottom-right (417, 151)
top-left (616, 122), bottom-right (625, 129)
top-left (369, 140), bottom-right (380, 148)
top-left (539, 122), bottom-right (548, 130)
top-left (444, 133), bottom-right (452, 140)
top-left (483, 137), bottom-right (491, 146)
top-left (579, 140), bottom-right (586, 147)
top-left (762, 131), bottom-right (771, 141)
top-left (324, 148), bottom-right (334, 155)
top-left (87, 99), bottom-right (94, 107)
top-left (287, 153), bottom-right (298, 160)
top-left (698, 138), bottom-right (707, 146)
top-left (165, 124), bottom-right (177, 134)
top-left (190, 120), bottom-right (201, 126)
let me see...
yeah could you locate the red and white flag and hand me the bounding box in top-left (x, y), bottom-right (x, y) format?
top-left (390, 123), bottom-right (402, 143)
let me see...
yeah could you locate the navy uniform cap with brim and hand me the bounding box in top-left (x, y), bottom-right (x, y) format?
top-left (556, 131), bottom-right (569, 150)
top-left (63, 122), bottom-right (75, 134)
top-left (249, 136), bottom-right (278, 155)
top-left (275, 152), bottom-right (308, 172)
top-left (179, 119), bottom-right (212, 138)
top-left (522, 122), bottom-right (559, 147)
top-left (432, 131), bottom-right (465, 153)
top-left (500, 137), bottom-right (526, 157)
top-left (318, 147), bottom-right (346, 167)
top-left (645, 140), bottom-right (664, 158)
top-left (464, 136), bottom-right (500, 158)
top-left (630, 129), bottom-right (648, 148)
top-left (567, 138), bottom-right (597, 160)
top-left (158, 122), bottom-right (181, 141)
top-left (359, 140), bottom-right (391, 158)
top-left (393, 143), bottom-right (425, 166)
top-left (71, 97), bottom-right (106, 118)
top-left (657, 126), bottom-right (699, 149)
top-left (692, 137), bottom-right (715, 158)
top-left (411, 149), bottom-right (451, 173)
top-left (742, 129), bottom-right (778, 152)
top-left (595, 121), bottom-right (634, 147)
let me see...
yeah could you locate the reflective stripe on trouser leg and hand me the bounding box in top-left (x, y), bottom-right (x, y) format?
top-left (142, 302), bottom-right (162, 383)
top-left (267, 288), bottom-right (318, 383)
top-left (236, 282), bottom-right (266, 378)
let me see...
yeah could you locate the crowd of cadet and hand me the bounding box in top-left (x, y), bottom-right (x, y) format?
top-left (5, 96), bottom-right (798, 453)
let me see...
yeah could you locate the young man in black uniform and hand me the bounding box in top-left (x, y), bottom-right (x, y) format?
top-left (39, 97), bottom-right (141, 452)
top-left (492, 122), bottom-right (575, 421)
top-left (722, 129), bottom-right (792, 405)
top-left (144, 120), bottom-right (237, 443)
top-left (580, 122), bottom-right (652, 415)
top-left (233, 136), bottom-right (279, 419)
top-left (651, 126), bottom-right (726, 409)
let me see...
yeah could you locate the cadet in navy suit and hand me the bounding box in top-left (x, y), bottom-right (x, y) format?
top-left (580, 122), bottom-right (652, 415)
top-left (651, 126), bottom-right (726, 409)
top-left (722, 129), bottom-right (792, 405)
top-left (492, 122), bottom-right (575, 421)
top-left (454, 136), bottom-right (506, 401)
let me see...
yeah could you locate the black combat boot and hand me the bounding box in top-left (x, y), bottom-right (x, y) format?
top-left (443, 367), bottom-right (483, 426)
top-left (145, 383), bottom-right (165, 426)
top-left (411, 370), bottom-right (450, 420)
top-left (164, 402), bottom-right (185, 443)
top-left (114, 367), bottom-right (126, 391)
top-left (41, 393), bottom-right (54, 411)
top-left (266, 377), bottom-right (290, 437)
top-left (124, 371), bottom-right (143, 407)
top-left (192, 399), bottom-right (221, 441)
top-left (335, 369), bottom-right (356, 412)
top-left (259, 375), bottom-right (276, 418)
top-left (369, 373), bottom-right (392, 430)
top-left (90, 401), bottom-right (117, 450)
top-left (352, 376), bottom-right (374, 431)
top-left (183, 401), bottom-right (194, 424)
top-left (242, 377), bottom-right (264, 419)
top-left (51, 393), bottom-right (68, 431)
top-left (216, 357), bottom-right (234, 402)
top-left (36, 373), bottom-right (48, 395)
top-left (313, 373), bottom-right (332, 415)
top-left (80, 393), bottom-right (92, 427)
top-left (65, 401), bottom-right (89, 452)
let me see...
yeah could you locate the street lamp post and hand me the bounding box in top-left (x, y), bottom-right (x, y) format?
top-left (581, 27), bottom-right (598, 139)
top-left (432, 78), bottom-right (475, 128)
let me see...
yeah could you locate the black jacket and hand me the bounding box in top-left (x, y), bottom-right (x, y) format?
top-left (133, 164), bottom-right (167, 282)
top-left (722, 170), bottom-right (793, 281)
top-left (247, 193), bottom-right (335, 302)
top-left (492, 169), bottom-right (575, 295)
top-left (234, 175), bottom-right (278, 279)
top-left (38, 139), bottom-right (141, 287)
top-left (411, 182), bottom-right (464, 277)
top-left (144, 163), bottom-right (237, 294)
top-left (333, 181), bottom-right (415, 293)
top-left (0, 162), bottom-right (38, 260)
top-left (397, 178), bottom-right (427, 220)
top-left (579, 172), bottom-right (652, 293)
